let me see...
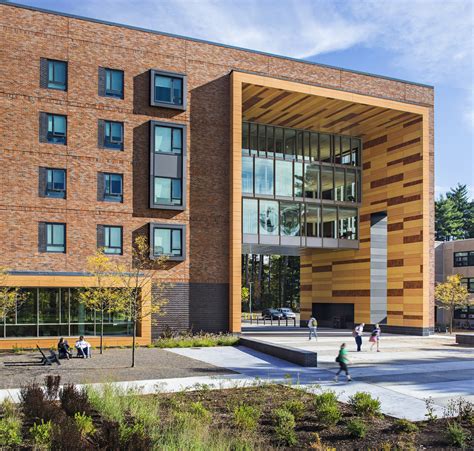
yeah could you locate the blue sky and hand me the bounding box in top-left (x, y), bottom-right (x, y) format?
top-left (13, 0), bottom-right (473, 198)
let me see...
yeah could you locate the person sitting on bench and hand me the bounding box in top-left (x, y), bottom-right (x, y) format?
top-left (75, 336), bottom-right (92, 358)
top-left (57, 337), bottom-right (72, 359)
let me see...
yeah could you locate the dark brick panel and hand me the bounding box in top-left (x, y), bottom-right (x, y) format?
top-left (189, 283), bottom-right (229, 333)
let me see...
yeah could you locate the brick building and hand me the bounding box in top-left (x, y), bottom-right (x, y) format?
top-left (0, 2), bottom-right (434, 348)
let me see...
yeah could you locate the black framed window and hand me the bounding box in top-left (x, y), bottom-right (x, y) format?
top-left (104, 121), bottom-right (123, 149)
top-left (45, 223), bottom-right (66, 253)
top-left (154, 124), bottom-right (182, 154)
top-left (454, 251), bottom-right (474, 267)
top-left (46, 168), bottom-right (66, 198)
top-left (106, 69), bottom-right (124, 98)
top-left (150, 70), bottom-right (187, 110)
top-left (46, 113), bottom-right (67, 144)
top-left (103, 226), bottom-right (122, 255)
top-left (46, 59), bottom-right (67, 90)
top-left (461, 278), bottom-right (474, 293)
top-left (104, 173), bottom-right (123, 202)
top-left (154, 177), bottom-right (182, 206)
top-left (150, 223), bottom-right (186, 261)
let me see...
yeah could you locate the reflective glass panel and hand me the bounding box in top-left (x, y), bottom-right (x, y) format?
top-left (275, 160), bottom-right (293, 197)
top-left (294, 163), bottom-right (303, 197)
top-left (334, 168), bottom-right (345, 201)
top-left (284, 129), bottom-right (296, 159)
top-left (341, 137), bottom-right (351, 165)
top-left (280, 202), bottom-right (300, 236)
top-left (346, 170), bottom-right (357, 202)
top-left (154, 126), bottom-right (171, 153)
top-left (154, 228), bottom-right (171, 255)
top-left (154, 75), bottom-right (183, 105)
top-left (320, 134), bottom-right (331, 162)
top-left (47, 60), bottom-right (66, 90)
top-left (46, 223), bottom-right (65, 252)
top-left (296, 131), bottom-right (303, 160)
top-left (259, 200), bottom-right (279, 235)
top-left (334, 136), bottom-right (341, 164)
top-left (16, 289), bottom-right (37, 324)
top-left (105, 226), bottom-right (122, 254)
top-left (310, 133), bottom-right (319, 161)
top-left (39, 288), bottom-right (59, 323)
top-left (242, 157), bottom-right (253, 194)
top-left (306, 205), bottom-right (321, 237)
top-left (304, 164), bottom-right (319, 199)
top-left (243, 198), bottom-right (258, 234)
top-left (258, 124), bottom-right (266, 156)
top-left (249, 123), bottom-right (258, 155)
top-left (303, 132), bottom-right (311, 161)
top-left (266, 126), bottom-right (274, 158)
top-left (322, 207), bottom-right (337, 238)
top-left (339, 207), bottom-right (358, 239)
top-left (254, 158), bottom-right (274, 195)
top-left (274, 128), bottom-right (284, 158)
top-left (321, 167), bottom-right (334, 200)
top-left (351, 138), bottom-right (361, 166)
top-left (242, 122), bottom-right (249, 154)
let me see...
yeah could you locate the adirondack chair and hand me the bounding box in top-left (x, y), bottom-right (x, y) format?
top-left (36, 345), bottom-right (61, 366)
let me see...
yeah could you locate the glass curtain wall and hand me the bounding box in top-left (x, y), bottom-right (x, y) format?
top-left (1, 288), bottom-right (133, 337)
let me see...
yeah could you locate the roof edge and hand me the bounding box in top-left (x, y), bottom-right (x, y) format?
top-left (1, 0), bottom-right (434, 90)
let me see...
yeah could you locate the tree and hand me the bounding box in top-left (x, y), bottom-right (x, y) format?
top-left (241, 286), bottom-right (249, 305)
top-left (0, 267), bottom-right (23, 326)
top-left (114, 235), bottom-right (168, 368)
top-left (79, 250), bottom-right (128, 354)
top-left (446, 184), bottom-right (474, 239)
top-left (435, 195), bottom-right (464, 241)
top-left (435, 274), bottom-right (470, 333)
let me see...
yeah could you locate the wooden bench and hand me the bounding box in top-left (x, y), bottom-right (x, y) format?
top-left (37, 345), bottom-right (61, 366)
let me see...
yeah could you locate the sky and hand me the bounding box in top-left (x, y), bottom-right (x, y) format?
top-left (12, 0), bottom-right (474, 199)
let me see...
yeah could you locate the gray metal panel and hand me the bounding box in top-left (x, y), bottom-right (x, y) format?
top-left (306, 237), bottom-right (323, 248)
top-left (339, 239), bottom-right (359, 249)
top-left (154, 153), bottom-right (182, 178)
top-left (280, 236), bottom-right (301, 246)
top-left (370, 213), bottom-right (387, 324)
top-left (242, 234), bottom-right (258, 244)
top-left (323, 238), bottom-right (338, 248)
top-left (260, 235), bottom-right (279, 245)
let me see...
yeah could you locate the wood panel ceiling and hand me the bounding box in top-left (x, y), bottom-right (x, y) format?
top-left (242, 83), bottom-right (421, 137)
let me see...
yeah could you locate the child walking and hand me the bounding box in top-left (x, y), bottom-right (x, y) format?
top-left (370, 324), bottom-right (381, 352)
top-left (334, 343), bottom-right (352, 382)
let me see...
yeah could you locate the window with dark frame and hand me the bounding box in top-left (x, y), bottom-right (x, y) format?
top-left (46, 113), bottom-right (67, 144)
top-left (103, 226), bottom-right (122, 255)
top-left (46, 59), bottom-right (67, 90)
top-left (46, 168), bottom-right (66, 198)
top-left (45, 223), bottom-right (66, 253)
top-left (104, 173), bottom-right (123, 202)
top-left (154, 124), bottom-right (182, 154)
top-left (104, 68), bottom-right (124, 98)
top-left (154, 177), bottom-right (182, 206)
top-left (150, 70), bottom-right (186, 109)
top-left (454, 251), bottom-right (474, 267)
top-left (152, 227), bottom-right (183, 258)
top-left (461, 278), bottom-right (474, 293)
top-left (104, 121), bottom-right (123, 149)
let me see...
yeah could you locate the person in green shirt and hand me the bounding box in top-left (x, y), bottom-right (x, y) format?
top-left (334, 343), bottom-right (352, 382)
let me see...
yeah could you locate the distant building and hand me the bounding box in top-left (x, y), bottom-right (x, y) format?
top-left (435, 239), bottom-right (474, 328)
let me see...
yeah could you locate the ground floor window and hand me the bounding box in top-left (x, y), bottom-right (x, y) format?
top-left (0, 287), bottom-right (133, 338)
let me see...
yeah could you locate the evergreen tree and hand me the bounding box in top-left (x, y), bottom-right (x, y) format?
top-left (446, 184), bottom-right (474, 239)
top-left (435, 195), bottom-right (464, 241)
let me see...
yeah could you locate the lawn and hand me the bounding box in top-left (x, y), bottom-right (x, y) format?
top-left (1, 376), bottom-right (473, 449)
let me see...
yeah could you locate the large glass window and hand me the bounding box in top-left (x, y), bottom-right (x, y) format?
top-left (104, 226), bottom-right (122, 254)
top-left (105, 69), bottom-right (124, 98)
top-left (243, 198), bottom-right (258, 234)
top-left (153, 227), bottom-right (183, 257)
top-left (16, 289), bottom-right (37, 325)
top-left (275, 127), bottom-right (284, 158)
top-left (242, 157), bottom-right (253, 194)
top-left (46, 168), bottom-right (66, 198)
top-left (275, 160), bottom-right (293, 197)
top-left (280, 202), bottom-right (300, 236)
top-left (284, 129), bottom-right (296, 159)
top-left (154, 125), bottom-right (182, 154)
top-left (258, 124), bottom-right (266, 157)
top-left (259, 200), bottom-right (279, 235)
top-left (321, 167), bottom-right (334, 200)
top-left (334, 168), bottom-right (345, 201)
top-left (339, 208), bottom-right (358, 239)
top-left (249, 123), bottom-right (258, 156)
top-left (39, 288), bottom-right (59, 324)
top-left (454, 251), bottom-right (474, 267)
top-left (341, 137), bottom-right (351, 165)
top-left (310, 133), bottom-right (318, 161)
top-left (306, 205), bottom-right (321, 237)
top-left (461, 278), bottom-right (474, 293)
top-left (320, 134), bottom-right (331, 162)
top-left (47, 114), bottom-right (67, 144)
top-left (46, 223), bottom-right (65, 253)
top-left (294, 163), bottom-right (303, 197)
top-left (154, 177), bottom-right (182, 206)
top-left (346, 170), bottom-right (357, 202)
top-left (266, 126), bottom-right (275, 158)
top-left (351, 138), bottom-right (361, 166)
top-left (304, 164), bottom-right (319, 199)
top-left (154, 74), bottom-right (183, 106)
top-left (47, 60), bottom-right (67, 90)
top-left (322, 207), bottom-right (337, 238)
top-left (104, 121), bottom-right (123, 150)
top-left (255, 158), bottom-right (274, 196)
top-left (104, 173), bottom-right (123, 202)
top-left (242, 122), bottom-right (249, 154)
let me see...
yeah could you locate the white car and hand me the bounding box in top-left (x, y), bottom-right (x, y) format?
top-left (277, 308), bottom-right (296, 319)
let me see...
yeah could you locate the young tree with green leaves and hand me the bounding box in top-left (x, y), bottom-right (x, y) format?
top-left (79, 250), bottom-right (129, 354)
top-left (435, 274), bottom-right (470, 333)
top-left (0, 267), bottom-right (23, 327)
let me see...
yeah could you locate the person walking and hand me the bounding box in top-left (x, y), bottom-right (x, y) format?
top-left (370, 324), bottom-right (381, 352)
top-left (308, 316), bottom-right (318, 340)
top-left (334, 343), bottom-right (352, 382)
top-left (354, 323), bottom-right (364, 351)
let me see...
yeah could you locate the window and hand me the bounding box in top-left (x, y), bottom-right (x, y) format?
top-left (322, 207), bottom-right (337, 238)
top-left (43, 223), bottom-right (66, 253)
top-left (154, 125), bottom-right (182, 154)
top-left (150, 224), bottom-right (185, 261)
top-left (44, 59), bottom-right (67, 90)
top-left (243, 198), bottom-right (258, 234)
top-left (151, 70), bottom-right (186, 109)
top-left (461, 278), bottom-right (474, 293)
top-left (103, 173), bottom-right (123, 202)
top-left (275, 160), bottom-right (293, 197)
top-left (280, 202), bottom-right (300, 236)
top-left (304, 164), bottom-right (320, 199)
top-left (454, 251), bottom-right (474, 267)
top-left (99, 68), bottom-right (124, 98)
top-left (259, 200), bottom-right (279, 235)
top-left (339, 208), bottom-right (358, 239)
top-left (46, 168), bottom-right (66, 198)
top-left (242, 157), bottom-right (253, 194)
top-left (98, 225), bottom-right (122, 254)
top-left (306, 205), bottom-right (321, 237)
top-left (41, 113), bottom-right (67, 145)
top-left (255, 158), bottom-right (274, 196)
top-left (102, 121), bottom-right (123, 150)
top-left (154, 177), bottom-right (182, 206)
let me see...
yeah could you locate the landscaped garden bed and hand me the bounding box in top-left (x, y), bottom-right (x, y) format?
top-left (0, 376), bottom-right (472, 449)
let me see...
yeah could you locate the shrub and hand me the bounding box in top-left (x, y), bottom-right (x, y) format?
top-left (44, 375), bottom-right (61, 401)
top-left (349, 392), bottom-right (382, 417)
top-left (313, 390), bottom-right (338, 409)
top-left (0, 417), bottom-right (22, 447)
top-left (50, 414), bottom-right (84, 451)
top-left (29, 420), bottom-right (53, 448)
top-left (74, 412), bottom-right (96, 438)
top-left (445, 421), bottom-right (471, 448)
top-left (86, 384), bottom-right (125, 423)
top-left (394, 418), bottom-right (419, 433)
top-left (444, 397), bottom-right (474, 423)
top-left (233, 404), bottom-right (261, 432)
top-left (274, 408), bottom-right (297, 446)
top-left (314, 390), bottom-right (341, 427)
top-left (19, 382), bottom-right (59, 423)
top-left (60, 384), bottom-right (92, 416)
top-left (152, 332), bottom-right (239, 348)
top-left (346, 418), bottom-right (367, 438)
top-left (282, 399), bottom-right (305, 420)
top-left (189, 401), bottom-right (212, 422)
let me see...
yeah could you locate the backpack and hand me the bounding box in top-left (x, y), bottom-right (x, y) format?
top-left (311, 318), bottom-right (318, 327)
top-left (352, 329), bottom-right (358, 337)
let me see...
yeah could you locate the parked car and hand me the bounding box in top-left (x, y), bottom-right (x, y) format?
top-left (277, 308), bottom-right (296, 319)
top-left (261, 308), bottom-right (285, 320)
